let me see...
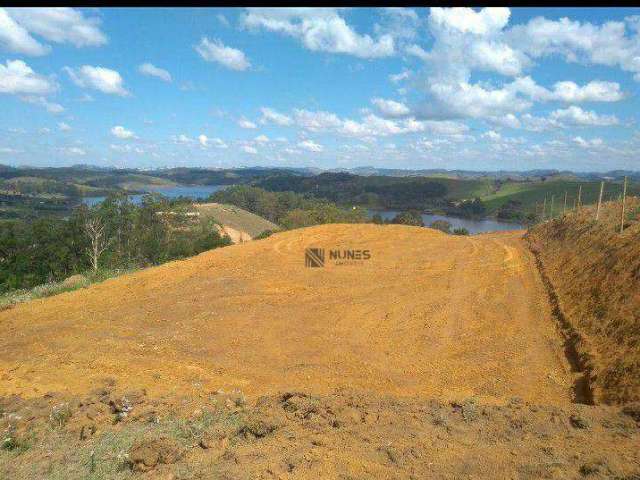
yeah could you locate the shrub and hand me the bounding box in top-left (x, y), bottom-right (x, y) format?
top-left (430, 220), bottom-right (452, 233)
top-left (452, 227), bottom-right (470, 235)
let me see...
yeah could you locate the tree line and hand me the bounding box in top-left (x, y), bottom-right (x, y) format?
top-left (0, 192), bottom-right (230, 293)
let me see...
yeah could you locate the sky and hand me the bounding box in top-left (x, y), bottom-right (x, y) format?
top-left (1, 7), bottom-right (640, 172)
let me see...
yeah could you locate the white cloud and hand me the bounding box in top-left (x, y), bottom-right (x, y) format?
top-left (0, 59), bottom-right (56, 95)
top-left (198, 134), bottom-right (208, 147)
top-left (195, 37), bottom-right (250, 71)
top-left (0, 8), bottom-right (49, 55)
top-left (237, 118), bottom-right (257, 129)
top-left (138, 62), bottom-right (171, 82)
top-left (550, 106), bottom-right (619, 126)
top-left (298, 139), bottom-right (323, 152)
top-left (63, 146), bottom-right (85, 156)
top-left (58, 122), bottom-right (71, 131)
top-left (294, 109), bottom-right (343, 132)
top-left (506, 16), bottom-right (640, 79)
top-left (20, 95), bottom-right (64, 113)
top-left (429, 7), bottom-right (511, 36)
top-left (242, 8), bottom-right (394, 59)
top-left (64, 65), bottom-right (129, 96)
top-left (372, 98), bottom-right (410, 117)
top-left (389, 70), bottom-right (411, 83)
top-left (173, 134), bottom-right (192, 144)
top-left (242, 145), bottom-right (258, 154)
top-left (111, 125), bottom-right (136, 139)
top-left (0, 7), bottom-right (106, 56)
top-left (211, 137), bottom-right (228, 149)
top-left (573, 136), bottom-right (604, 148)
top-left (547, 80), bottom-right (623, 103)
top-left (254, 134), bottom-right (269, 143)
top-left (482, 130), bottom-right (501, 141)
top-left (260, 107), bottom-right (292, 126)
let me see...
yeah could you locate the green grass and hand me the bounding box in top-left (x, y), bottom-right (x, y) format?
top-left (480, 179), bottom-right (640, 214)
top-left (0, 268), bottom-right (138, 311)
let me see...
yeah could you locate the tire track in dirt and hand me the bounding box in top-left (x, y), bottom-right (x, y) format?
top-left (0, 224), bottom-right (573, 405)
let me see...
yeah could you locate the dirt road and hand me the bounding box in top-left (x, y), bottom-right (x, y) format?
top-left (0, 224), bottom-right (574, 405)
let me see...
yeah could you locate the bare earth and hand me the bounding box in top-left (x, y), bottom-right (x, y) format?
top-left (1, 224), bottom-right (572, 404)
top-left (2, 224), bottom-right (639, 479)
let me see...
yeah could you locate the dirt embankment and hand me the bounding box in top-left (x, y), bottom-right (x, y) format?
top-left (526, 197), bottom-right (640, 405)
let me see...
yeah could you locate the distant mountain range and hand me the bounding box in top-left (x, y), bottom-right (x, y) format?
top-left (2, 163), bottom-right (639, 182)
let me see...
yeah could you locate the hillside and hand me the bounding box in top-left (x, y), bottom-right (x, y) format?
top-left (196, 202), bottom-right (279, 240)
top-left (527, 197), bottom-right (640, 404)
top-left (1, 224), bottom-right (639, 478)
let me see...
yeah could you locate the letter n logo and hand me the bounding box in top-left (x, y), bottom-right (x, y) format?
top-left (305, 248), bottom-right (325, 268)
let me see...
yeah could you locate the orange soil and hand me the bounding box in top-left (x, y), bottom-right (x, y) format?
top-left (0, 224), bottom-right (574, 405)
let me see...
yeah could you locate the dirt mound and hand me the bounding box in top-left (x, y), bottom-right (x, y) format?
top-left (0, 224), bottom-right (573, 405)
top-left (527, 197), bottom-right (640, 404)
top-left (1, 390), bottom-right (639, 479)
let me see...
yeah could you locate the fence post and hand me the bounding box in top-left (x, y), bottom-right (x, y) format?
top-left (595, 181), bottom-right (604, 221)
top-left (563, 191), bottom-right (567, 215)
top-left (620, 176), bottom-right (628, 234)
top-left (550, 195), bottom-right (555, 219)
top-left (577, 185), bottom-right (582, 209)
top-left (542, 196), bottom-right (547, 220)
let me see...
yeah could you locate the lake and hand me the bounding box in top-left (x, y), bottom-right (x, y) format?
top-left (368, 210), bottom-right (524, 235)
top-left (82, 184), bottom-right (229, 207)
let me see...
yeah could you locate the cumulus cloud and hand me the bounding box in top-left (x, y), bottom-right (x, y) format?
top-left (237, 118), bottom-right (257, 129)
top-left (298, 139), bottom-right (323, 152)
top-left (64, 65), bottom-right (129, 96)
top-left (111, 125), bottom-right (136, 139)
top-left (254, 134), bottom-right (269, 143)
top-left (242, 145), bottom-right (257, 154)
top-left (20, 95), bottom-right (64, 113)
top-left (260, 107), bottom-right (292, 126)
top-left (0, 59), bottom-right (56, 95)
top-left (138, 63), bottom-right (171, 82)
top-left (8, 8), bottom-right (106, 46)
top-left (0, 8), bottom-right (49, 55)
top-left (198, 134), bottom-right (208, 147)
top-left (0, 7), bottom-right (106, 56)
top-left (506, 15), bottom-right (640, 80)
top-left (195, 37), bottom-right (250, 71)
top-left (58, 122), bottom-right (71, 131)
top-left (573, 136), bottom-right (604, 148)
top-left (293, 108), bottom-right (468, 139)
top-left (550, 106), bottom-right (619, 126)
top-left (372, 98), bottom-right (410, 117)
top-left (242, 8), bottom-right (394, 59)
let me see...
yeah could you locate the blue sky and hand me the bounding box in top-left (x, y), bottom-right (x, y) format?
top-left (1, 7), bottom-right (639, 171)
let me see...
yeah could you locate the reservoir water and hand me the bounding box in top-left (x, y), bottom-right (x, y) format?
top-left (83, 184), bottom-right (228, 207)
top-left (368, 210), bottom-right (524, 234)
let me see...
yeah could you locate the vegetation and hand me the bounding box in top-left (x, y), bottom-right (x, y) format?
top-left (208, 185), bottom-right (367, 229)
top-left (0, 192), bottom-right (231, 294)
top-left (429, 220), bottom-right (452, 233)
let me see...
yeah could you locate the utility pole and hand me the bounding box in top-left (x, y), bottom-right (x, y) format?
top-left (595, 181), bottom-right (604, 221)
top-left (620, 176), bottom-right (628, 234)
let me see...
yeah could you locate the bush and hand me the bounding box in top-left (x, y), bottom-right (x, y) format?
top-left (452, 227), bottom-right (470, 235)
top-left (430, 220), bottom-right (452, 233)
top-left (254, 230), bottom-right (274, 240)
top-left (391, 210), bottom-right (424, 226)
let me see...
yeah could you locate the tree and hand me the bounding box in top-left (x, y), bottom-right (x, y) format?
top-left (391, 210), bottom-right (424, 226)
top-left (84, 215), bottom-right (111, 271)
top-left (371, 213), bottom-right (385, 224)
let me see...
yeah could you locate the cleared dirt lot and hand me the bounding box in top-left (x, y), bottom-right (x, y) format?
top-left (1, 224), bottom-right (573, 405)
